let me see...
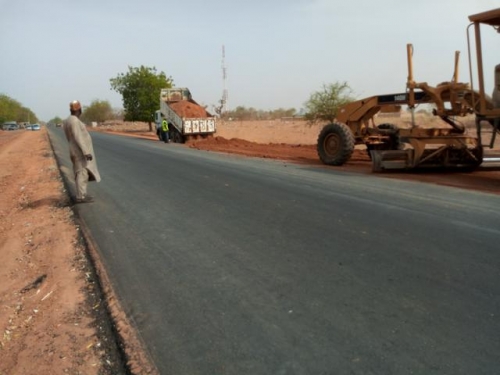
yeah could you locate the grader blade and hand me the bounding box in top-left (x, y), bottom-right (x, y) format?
top-left (370, 150), bottom-right (410, 172)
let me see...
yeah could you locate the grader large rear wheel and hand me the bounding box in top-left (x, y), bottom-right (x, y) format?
top-left (317, 122), bottom-right (355, 166)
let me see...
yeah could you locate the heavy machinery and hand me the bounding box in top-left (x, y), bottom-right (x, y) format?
top-left (317, 8), bottom-right (500, 171)
top-left (155, 88), bottom-right (216, 143)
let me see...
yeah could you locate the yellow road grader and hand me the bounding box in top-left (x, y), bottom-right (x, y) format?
top-left (317, 8), bottom-right (500, 171)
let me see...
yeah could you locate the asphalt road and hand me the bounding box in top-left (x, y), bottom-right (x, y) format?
top-left (48, 127), bottom-right (500, 375)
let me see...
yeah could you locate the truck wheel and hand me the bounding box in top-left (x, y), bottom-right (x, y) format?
top-left (317, 122), bottom-right (355, 166)
top-left (173, 131), bottom-right (184, 143)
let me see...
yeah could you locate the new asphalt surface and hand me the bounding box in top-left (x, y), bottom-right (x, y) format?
top-left (49, 127), bottom-right (500, 375)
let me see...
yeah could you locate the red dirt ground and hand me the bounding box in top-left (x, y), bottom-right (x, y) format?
top-left (100, 119), bottom-right (500, 195)
top-left (187, 136), bottom-right (500, 195)
top-left (0, 129), bottom-right (156, 375)
top-left (0, 130), bottom-right (120, 374)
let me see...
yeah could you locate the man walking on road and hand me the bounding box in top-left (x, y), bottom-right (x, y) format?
top-left (63, 100), bottom-right (101, 204)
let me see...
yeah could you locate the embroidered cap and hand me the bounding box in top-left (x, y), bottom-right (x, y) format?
top-left (69, 100), bottom-right (82, 111)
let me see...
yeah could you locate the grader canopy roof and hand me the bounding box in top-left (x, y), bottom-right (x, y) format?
top-left (469, 8), bottom-right (500, 26)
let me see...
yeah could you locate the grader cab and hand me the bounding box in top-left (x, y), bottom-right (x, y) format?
top-left (317, 8), bottom-right (500, 171)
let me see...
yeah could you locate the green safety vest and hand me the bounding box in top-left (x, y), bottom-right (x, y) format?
top-left (162, 120), bottom-right (169, 131)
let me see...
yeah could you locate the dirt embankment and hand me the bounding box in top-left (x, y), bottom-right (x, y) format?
top-left (0, 130), bottom-right (127, 374)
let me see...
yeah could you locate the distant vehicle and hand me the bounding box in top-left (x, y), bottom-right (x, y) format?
top-left (25, 125), bottom-right (33, 130)
top-left (56, 123), bottom-right (62, 127)
top-left (32, 124), bottom-right (41, 131)
top-left (2, 121), bottom-right (18, 130)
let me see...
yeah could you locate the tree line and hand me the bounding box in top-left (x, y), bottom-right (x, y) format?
top-left (0, 94), bottom-right (38, 124)
top-left (106, 65), bottom-right (353, 125)
top-left (107, 65), bottom-right (352, 126)
top-left (222, 107), bottom-right (298, 121)
top-left (1, 65), bottom-right (353, 127)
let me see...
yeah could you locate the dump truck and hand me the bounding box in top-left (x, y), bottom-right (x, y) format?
top-left (317, 7), bottom-right (500, 172)
top-left (154, 88), bottom-right (216, 143)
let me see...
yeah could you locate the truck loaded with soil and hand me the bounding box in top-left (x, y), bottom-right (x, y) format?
top-left (154, 88), bottom-right (216, 143)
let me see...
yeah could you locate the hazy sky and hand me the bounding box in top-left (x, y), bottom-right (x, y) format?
top-left (0, 0), bottom-right (498, 121)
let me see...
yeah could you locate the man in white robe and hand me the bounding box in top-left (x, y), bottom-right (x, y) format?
top-left (63, 100), bottom-right (101, 203)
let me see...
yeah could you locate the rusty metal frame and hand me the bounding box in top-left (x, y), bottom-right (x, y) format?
top-left (467, 8), bottom-right (500, 118)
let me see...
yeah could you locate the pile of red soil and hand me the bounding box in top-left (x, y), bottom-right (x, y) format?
top-left (169, 100), bottom-right (208, 118)
top-left (187, 136), bottom-right (371, 164)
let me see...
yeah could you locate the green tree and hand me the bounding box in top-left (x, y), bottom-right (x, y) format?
top-left (80, 99), bottom-right (113, 124)
top-left (0, 95), bottom-right (18, 123)
top-left (0, 94), bottom-right (38, 124)
top-left (48, 116), bottom-right (63, 125)
top-left (110, 66), bottom-right (173, 131)
top-left (17, 106), bottom-right (38, 124)
top-left (304, 82), bottom-right (354, 123)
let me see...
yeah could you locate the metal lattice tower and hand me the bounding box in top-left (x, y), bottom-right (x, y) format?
top-left (221, 45), bottom-right (228, 113)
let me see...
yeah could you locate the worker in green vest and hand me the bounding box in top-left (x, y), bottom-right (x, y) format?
top-left (161, 119), bottom-right (170, 143)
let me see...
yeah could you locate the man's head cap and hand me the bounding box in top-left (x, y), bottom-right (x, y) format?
top-left (70, 100), bottom-right (82, 111)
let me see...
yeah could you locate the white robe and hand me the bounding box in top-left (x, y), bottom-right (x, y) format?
top-left (63, 115), bottom-right (101, 182)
